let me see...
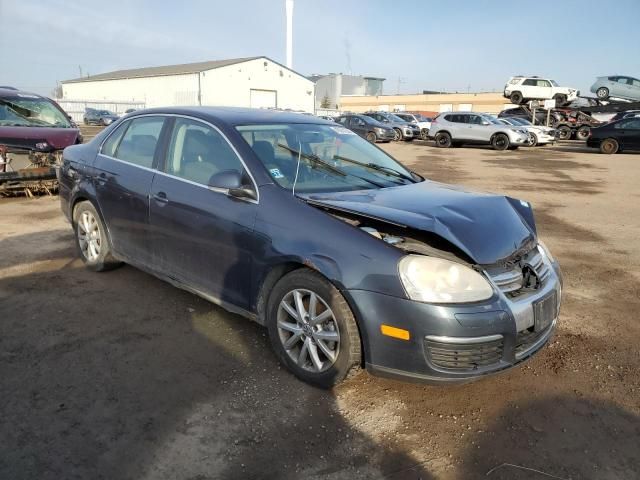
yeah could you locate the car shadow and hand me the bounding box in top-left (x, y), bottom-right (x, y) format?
top-left (0, 259), bottom-right (433, 479)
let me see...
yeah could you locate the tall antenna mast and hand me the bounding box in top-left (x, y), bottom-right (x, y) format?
top-left (285, 0), bottom-right (294, 69)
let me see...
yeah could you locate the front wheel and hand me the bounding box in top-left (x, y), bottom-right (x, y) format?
top-left (267, 269), bottom-right (362, 388)
top-left (554, 94), bottom-right (568, 107)
top-left (492, 133), bottom-right (510, 151)
top-left (366, 132), bottom-right (377, 143)
top-left (73, 201), bottom-right (122, 272)
top-left (596, 87), bottom-right (609, 99)
top-left (510, 91), bottom-right (524, 104)
top-left (420, 129), bottom-right (429, 140)
top-left (393, 128), bottom-right (403, 141)
top-left (527, 132), bottom-right (538, 147)
top-left (600, 138), bottom-right (619, 154)
top-left (434, 132), bottom-right (452, 148)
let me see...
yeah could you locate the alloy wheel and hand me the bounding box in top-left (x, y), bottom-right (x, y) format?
top-left (277, 289), bottom-right (340, 373)
top-left (77, 211), bottom-right (102, 262)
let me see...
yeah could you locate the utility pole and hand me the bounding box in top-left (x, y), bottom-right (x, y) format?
top-left (397, 76), bottom-right (407, 95)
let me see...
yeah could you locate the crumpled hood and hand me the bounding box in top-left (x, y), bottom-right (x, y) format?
top-left (302, 181), bottom-right (537, 265)
top-left (0, 126), bottom-right (80, 151)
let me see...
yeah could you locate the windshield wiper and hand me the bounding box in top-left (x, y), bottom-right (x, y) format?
top-left (276, 143), bottom-right (385, 188)
top-left (333, 154), bottom-right (416, 183)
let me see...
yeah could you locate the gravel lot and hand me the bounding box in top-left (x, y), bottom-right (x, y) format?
top-left (1, 140), bottom-right (639, 479)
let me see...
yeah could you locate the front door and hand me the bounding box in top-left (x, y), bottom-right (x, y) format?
top-left (149, 116), bottom-right (258, 308)
top-left (93, 116), bottom-right (166, 264)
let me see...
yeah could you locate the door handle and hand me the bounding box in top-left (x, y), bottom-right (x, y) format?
top-left (153, 192), bottom-right (169, 204)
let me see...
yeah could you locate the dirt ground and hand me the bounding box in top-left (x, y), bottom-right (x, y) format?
top-left (1, 139), bottom-right (639, 480)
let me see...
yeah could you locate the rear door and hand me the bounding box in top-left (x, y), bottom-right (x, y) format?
top-left (149, 116), bottom-right (258, 308)
top-left (93, 115), bottom-right (166, 264)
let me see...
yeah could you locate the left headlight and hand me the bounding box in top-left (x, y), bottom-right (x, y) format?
top-left (538, 240), bottom-right (556, 263)
top-left (398, 255), bottom-right (494, 303)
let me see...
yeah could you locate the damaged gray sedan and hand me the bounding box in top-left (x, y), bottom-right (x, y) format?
top-left (59, 107), bottom-right (562, 388)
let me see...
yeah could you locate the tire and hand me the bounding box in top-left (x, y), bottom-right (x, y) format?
top-left (366, 132), bottom-right (377, 143)
top-left (73, 201), bottom-right (122, 272)
top-left (596, 87), bottom-right (609, 99)
top-left (420, 129), bottom-right (429, 140)
top-left (554, 94), bottom-right (568, 107)
top-left (267, 269), bottom-right (362, 388)
top-left (404, 137), bottom-right (414, 142)
top-left (557, 125), bottom-right (572, 140)
top-left (393, 128), bottom-right (403, 141)
top-left (576, 126), bottom-right (591, 141)
top-left (492, 133), bottom-right (510, 151)
top-left (527, 132), bottom-right (538, 147)
top-left (599, 138), bottom-right (619, 154)
top-left (434, 132), bottom-right (452, 148)
top-left (510, 91), bottom-right (524, 104)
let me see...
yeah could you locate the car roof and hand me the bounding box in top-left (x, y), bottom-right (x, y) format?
top-left (0, 87), bottom-right (46, 99)
top-left (129, 106), bottom-right (328, 126)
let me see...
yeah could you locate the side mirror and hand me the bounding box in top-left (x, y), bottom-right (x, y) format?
top-left (208, 170), bottom-right (257, 201)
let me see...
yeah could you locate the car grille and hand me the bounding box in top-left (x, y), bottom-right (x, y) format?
top-left (425, 336), bottom-right (504, 371)
top-left (515, 325), bottom-right (552, 357)
top-left (487, 248), bottom-right (550, 297)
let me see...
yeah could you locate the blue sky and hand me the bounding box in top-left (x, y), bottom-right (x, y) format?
top-left (2, 0), bottom-right (639, 97)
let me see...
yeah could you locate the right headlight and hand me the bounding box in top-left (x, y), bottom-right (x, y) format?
top-left (398, 255), bottom-right (494, 303)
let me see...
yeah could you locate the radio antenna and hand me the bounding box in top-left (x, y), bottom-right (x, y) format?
top-left (292, 140), bottom-right (302, 196)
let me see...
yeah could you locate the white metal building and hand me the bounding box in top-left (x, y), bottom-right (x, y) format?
top-left (61, 56), bottom-right (315, 112)
top-left (309, 73), bottom-right (385, 110)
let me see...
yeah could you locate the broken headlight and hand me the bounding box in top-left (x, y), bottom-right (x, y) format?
top-left (537, 240), bottom-right (556, 263)
top-left (399, 255), bottom-right (494, 303)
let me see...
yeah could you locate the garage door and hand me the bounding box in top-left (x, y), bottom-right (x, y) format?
top-left (250, 89), bottom-right (277, 109)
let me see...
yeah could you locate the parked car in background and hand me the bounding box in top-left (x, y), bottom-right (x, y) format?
top-left (497, 117), bottom-right (557, 146)
top-left (498, 106), bottom-right (563, 127)
top-left (429, 112), bottom-right (529, 150)
top-left (0, 87), bottom-right (81, 152)
top-left (394, 113), bottom-right (433, 140)
top-left (317, 115), bottom-right (336, 122)
top-left (590, 76), bottom-right (640, 101)
top-left (59, 106), bottom-right (562, 387)
top-left (124, 108), bottom-right (137, 114)
top-left (335, 114), bottom-right (395, 142)
top-left (363, 112), bottom-right (420, 141)
top-left (609, 109), bottom-right (640, 122)
top-left (83, 108), bottom-right (120, 126)
top-left (504, 76), bottom-right (579, 106)
top-left (587, 117), bottom-right (640, 154)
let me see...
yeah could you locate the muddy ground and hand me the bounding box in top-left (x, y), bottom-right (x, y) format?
top-left (1, 140), bottom-right (639, 479)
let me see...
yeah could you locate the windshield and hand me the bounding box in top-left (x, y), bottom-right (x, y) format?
top-left (550, 80), bottom-right (559, 87)
top-left (236, 123), bottom-right (417, 194)
top-left (98, 110), bottom-right (115, 116)
top-left (509, 117), bottom-right (532, 126)
top-left (385, 113), bottom-right (407, 123)
top-left (481, 115), bottom-right (502, 125)
top-left (0, 95), bottom-right (71, 128)
top-left (415, 115), bottom-right (432, 122)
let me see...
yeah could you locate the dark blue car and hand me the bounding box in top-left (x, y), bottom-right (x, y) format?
top-left (59, 107), bottom-right (562, 387)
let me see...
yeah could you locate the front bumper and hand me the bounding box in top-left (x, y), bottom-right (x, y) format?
top-left (347, 260), bottom-right (562, 384)
top-left (509, 132), bottom-right (529, 144)
top-left (376, 130), bottom-right (396, 141)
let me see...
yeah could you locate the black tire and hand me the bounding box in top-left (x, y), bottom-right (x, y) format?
top-left (527, 132), bottom-right (538, 147)
top-left (576, 126), bottom-right (591, 141)
top-left (434, 132), bottom-right (452, 148)
top-left (554, 94), bottom-right (568, 107)
top-left (72, 201), bottom-right (122, 272)
top-left (599, 138), bottom-right (619, 154)
top-left (596, 87), bottom-right (609, 99)
top-left (393, 128), bottom-right (403, 141)
top-left (492, 133), bottom-right (510, 151)
top-left (404, 137), bottom-right (414, 142)
top-left (557, 125), bottom-right (572, 140)
top-left (420, 129), bottom-right (429, 140)
top-left (267, 269), bottom-right (362, 388)
top-left (366, 131), bottom-right (377, 143)
top-left (510, 91), bottom-right (524, 104)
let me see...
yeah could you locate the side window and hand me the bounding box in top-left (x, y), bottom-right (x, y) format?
top-left (617, 119), bottom-right (640, 129)
top-left (617, 77), bottom-right (629, 84)
top-left (165, 118), bottom-right (244, 185)
top-left (523, 79), bottom-right (537, 86)
top-left (468, 115), bottom-right (482, 125)
top-left (444, 115), bottom-right (454, 122)
top-left (336, 117), bottom-right (347, 125)
top-left (101, 121), bottom-right (129, 157)
top-left (632, 79), bottom-right (640, 87)
top-left (114, 117), bottom-right (164, 168)
top-left (538, 80), bottom-right (551, 87)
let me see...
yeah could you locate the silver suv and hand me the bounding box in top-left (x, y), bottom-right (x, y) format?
top-left (429, 112), bottom-right (530, 151)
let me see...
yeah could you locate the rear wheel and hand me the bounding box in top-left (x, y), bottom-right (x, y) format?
top-left (366, 132), bottom-right (377, 143)
top-left (557, 125), bottom-right (572, 140)
top-left (73, 201), bottom-right (122, 272)
top-left (554, 94), bottom-right (568, 107)
top-left (510, 91), bottom-right (524, 104)
top-left (576, 125), bottom-right (591, 141)
top-left (599, 138), bottom-right (619, 154)
top-left (492, 133), bottom-right (510, 151)
top-left (434, 132), bottom-right (452, 148)
top-left (267, 269), bottom-right (362, 388)
top-left (596, 87), bottom-right (609, 99)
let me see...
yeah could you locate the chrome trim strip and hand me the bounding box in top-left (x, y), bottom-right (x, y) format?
top-left (425, 334), bottom-right (503, 345)
top-left (97, 112), bottom-right (260, 204)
